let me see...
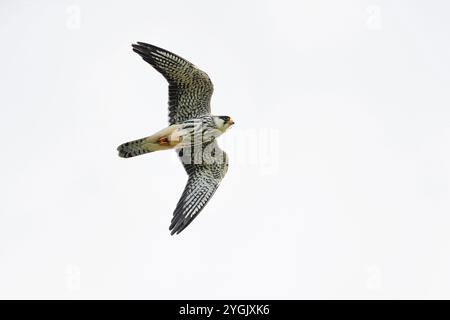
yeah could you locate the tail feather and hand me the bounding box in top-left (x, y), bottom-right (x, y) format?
top-left (118, 124), bottom-right (184, 158)
top-left (117, 137), bottom-right (170, 158)
top-left (117, 137), bottom-right (156, 158)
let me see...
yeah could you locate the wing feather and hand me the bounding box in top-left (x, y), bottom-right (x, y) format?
top-left (132, 42), bottom-right (214, 125)
top-left (169, 142), bottom-right (228, 235)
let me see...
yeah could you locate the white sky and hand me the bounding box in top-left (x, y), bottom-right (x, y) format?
top-left (0, 0), bottom-right (450, 299)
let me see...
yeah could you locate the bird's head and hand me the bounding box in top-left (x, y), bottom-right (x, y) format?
top-left (213, 116), bottom-right (235, 132)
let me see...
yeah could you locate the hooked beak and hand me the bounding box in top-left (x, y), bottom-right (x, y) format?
top-left (228, 118), bottom-right (235, 126)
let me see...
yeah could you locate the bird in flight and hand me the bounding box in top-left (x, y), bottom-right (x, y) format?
top-left (117, 42), bottom-right (234, 235)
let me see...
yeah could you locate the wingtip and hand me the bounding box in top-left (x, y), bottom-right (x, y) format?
top-left (132, 42), bottom-right (157, 51)
top-left (169, 222), bottom-right (180, 236)
top-left (169, 217), bottom-right (187, 236)
top-left (131, 43), bottom-right (159, 65)
top-left (169, 226), bottom-right (180, 236)
top-left (131, 47), bottom-right (142, 55)
top-left (169, 220), bottom-right (191, 236)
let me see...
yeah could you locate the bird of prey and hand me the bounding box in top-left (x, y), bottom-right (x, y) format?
top-left (117, 42), bottom-right (234, 235)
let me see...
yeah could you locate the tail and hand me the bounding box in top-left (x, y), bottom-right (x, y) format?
top-left (117, 125), bottom-right (183, 158)
top-left (117, 137), bottom-right (161, 158)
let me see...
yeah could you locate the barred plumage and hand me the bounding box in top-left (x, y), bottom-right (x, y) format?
top-left (118, 42), bottom-right (234, 235)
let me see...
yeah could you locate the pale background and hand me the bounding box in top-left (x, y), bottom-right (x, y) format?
top-left (0, 0), bottom-right (450, 299)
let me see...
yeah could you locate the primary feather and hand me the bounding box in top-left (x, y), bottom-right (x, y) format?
top-left (132, 42), bottom-right (214, 125)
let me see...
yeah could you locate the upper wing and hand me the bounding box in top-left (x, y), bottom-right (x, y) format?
top-left (132, 42), bottom-right (214, 125)
top-left (169, 142), bottom-right (228, 235)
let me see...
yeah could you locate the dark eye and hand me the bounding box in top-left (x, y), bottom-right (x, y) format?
top-left (219, 116), bottom-right (229, 122)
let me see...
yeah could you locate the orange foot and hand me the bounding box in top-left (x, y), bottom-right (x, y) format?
top-left (158, 136), bottom-right (170, 145)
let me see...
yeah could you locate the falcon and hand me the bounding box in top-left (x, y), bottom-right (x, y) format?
top-left (117, 42), bottom-right (234, 235)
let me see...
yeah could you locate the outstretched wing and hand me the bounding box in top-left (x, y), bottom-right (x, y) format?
top-left (169, 142), bottom-right (228, 235)
top-left (132, 42), bottom-right (214, 125)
